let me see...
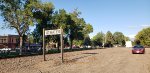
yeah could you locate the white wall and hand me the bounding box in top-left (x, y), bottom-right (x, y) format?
top-left (126, 41), bottom-right (132, 47)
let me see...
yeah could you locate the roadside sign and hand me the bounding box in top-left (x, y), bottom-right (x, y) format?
top-left (43, 28), bottom-right (64, 63)
top-left (45, 29), bottom-right (61, 35)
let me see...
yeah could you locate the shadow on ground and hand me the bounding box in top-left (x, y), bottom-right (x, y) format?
top-left (64, 52), bottom-right (98, 64)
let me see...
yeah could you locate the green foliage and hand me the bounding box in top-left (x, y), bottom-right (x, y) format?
top-left (83, 24), bottom-right (93, 35)
top-left (47, 49), bottom-right (60, 54)
top-left (32, 2), bottom-right (55, 43)
top-left (113, 32), bottom-right (125, 46)
top-left (68, 10), bottom-right (85, 49)
top-left (0, 0), bottom-right (40, 55)
top-left (0, 52), bottom-right (19, 58)
top-left (0, 0), bottom-right (93, 51)
top-left (0, 0), bottom-right (38, 35)
top-left (92, 32), bottom-right (104, 46)
top-left (134, 39), bottom-right (141, 45)
top-left (125, 36), bottom-right (130, 41)
top-left (105, 31), bottom-right (113, 47)
top-left (73, 40), bottom-right (83, 46)
top-left (83, 35), bottom-right (91, 46)
top-left (135, 27), bottom-right (150, 47)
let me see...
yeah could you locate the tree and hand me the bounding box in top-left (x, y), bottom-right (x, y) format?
top-left (125, 36), bottom-right (130, 41)
top-left (83, 35), bottom-right (91, 47)
top-left (134, 39), bottom-right (141, 45)
top-left (0, 0), bottom-right (39, 55)
top-left (105, 31), bottom-right (113, 47)
top-left (32, 2), bottom-right (54, 43)
top-left (83, 24), bottom-right (93, 35)
top-left (52, 9), bottom-right (73, 50)
top-left (92, 32), bottom-right (104, 47)
top-left (32, 7), bottom-right (93, 50)
top-left (73, 40), bottom-right (83, 46)
top-left (113, 32), bottom-right (125, 46)
top-left (135, 27), bottom-right (150, 47)
top-left (68, 9), bottom-right (92, 49)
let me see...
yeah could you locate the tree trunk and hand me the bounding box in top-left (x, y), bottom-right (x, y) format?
top-left (57, 42), bottom-right (60, 51)
top-left (19, 36), bottom-right (23, 55)
top-left (70, 39), bottom-right (73, 50)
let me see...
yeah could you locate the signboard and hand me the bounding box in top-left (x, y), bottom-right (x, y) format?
top-left (43, 28), bottom-right (64, 63)
top-left (45, 29), bottom-right (61, 35)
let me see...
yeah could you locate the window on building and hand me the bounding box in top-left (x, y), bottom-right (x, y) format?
top-left (0, 39), bottom-right (1, 43)
top-left (12, 39), bottom-right (13, 43)
top-left (2, 39), bottom-right (3, 43)
top-left (4, 39), bottom-right (6, 43)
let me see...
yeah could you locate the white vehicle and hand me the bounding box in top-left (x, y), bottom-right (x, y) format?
top-left (0, 48), bottom-right (11, 51)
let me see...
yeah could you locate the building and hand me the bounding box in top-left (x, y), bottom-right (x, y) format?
top-left (126, 41), bottom-right (132, 48)
top-left (0, 34), bottom-right (19, 49)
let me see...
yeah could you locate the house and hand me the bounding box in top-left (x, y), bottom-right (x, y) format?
top-left (0, 34), bottom-right (19, 49)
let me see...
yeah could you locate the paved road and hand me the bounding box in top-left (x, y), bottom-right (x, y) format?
top-left (1, 47), bottom-right (150, 73)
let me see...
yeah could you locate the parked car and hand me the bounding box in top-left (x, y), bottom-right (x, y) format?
top-left (132, 45), bottom-right (145, 54)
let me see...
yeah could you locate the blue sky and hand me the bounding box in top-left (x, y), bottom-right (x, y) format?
top-left (0, 0), bottom-right (150, 39)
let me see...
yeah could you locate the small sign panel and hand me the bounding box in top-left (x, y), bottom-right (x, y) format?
top-left (45, 29), bottom-right (61, 35)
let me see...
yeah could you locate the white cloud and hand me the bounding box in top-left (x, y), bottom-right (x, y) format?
top-left (128, 24), bottom-right (150, 29)
top-left (128, 34), bottom-right (135, 39)
top-left (126, 34), bottom-right (136, 41)
top-left (141, 24), bottom-right (150, 27)
top-left (128, 26), bottom-right (138, 29)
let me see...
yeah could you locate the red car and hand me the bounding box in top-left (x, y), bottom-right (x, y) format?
top-left (132, 45), bottom-right (145, 54)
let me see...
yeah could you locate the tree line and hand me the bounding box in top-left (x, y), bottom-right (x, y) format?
top-left (0, 0), bottom-right (93, 55)
top-left (85, 27), bottom-right (150, 48)
top-left (82, 31), bottom-right (130, 48)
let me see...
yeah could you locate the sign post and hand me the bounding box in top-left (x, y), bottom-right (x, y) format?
top-left (43, 28), bottom-right (46, 61)
top-left (43, 28), bottom-right (64, 63)
top-left (60, 27), bottom-right (64, 63)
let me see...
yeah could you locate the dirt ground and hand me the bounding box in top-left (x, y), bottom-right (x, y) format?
top-left (0, 47), bottom-right (150, 73)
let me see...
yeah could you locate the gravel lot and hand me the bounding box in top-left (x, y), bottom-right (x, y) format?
top-left (0, 47), bottom-right (150, 73)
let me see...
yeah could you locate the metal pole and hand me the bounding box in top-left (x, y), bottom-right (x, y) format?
top-left (103, 34), bottom-right (105, 48)
top-left (60, 27), bottom-right (64, 63)
top-left (43, 28), bottom-right (46, 61)
top-left (103, 34), bottom-right (106, 48)
top-left (105, 34), bottom-right (106, 47)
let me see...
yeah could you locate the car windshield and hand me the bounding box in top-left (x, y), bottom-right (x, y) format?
top-left (133, 45), bottom-right (144, 49)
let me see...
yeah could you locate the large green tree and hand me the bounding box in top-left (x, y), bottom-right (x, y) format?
top-left (135, 27), bottom-right (150, 47)
top-left (68, 9), bottom-right (93, 49)
top-left (32, 2), bottom-right (54, 43)
top-left (83, 35), bottom-right (91, 47)
top-left (105, 31), bottom-right (113, 47)
top-left (52, 9), bottom-right (73, 50)
top-left (0, 0), bottom-right (39, 55)
top-left (92, 32), bottom-right (104, 47)
top-left (113, 32), bottom-right (125, 46)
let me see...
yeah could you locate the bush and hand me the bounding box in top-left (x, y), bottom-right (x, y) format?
top-left (47, 49), bottom-right (60, 54)
top-left (0, 52), bottom-right (19, 58)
